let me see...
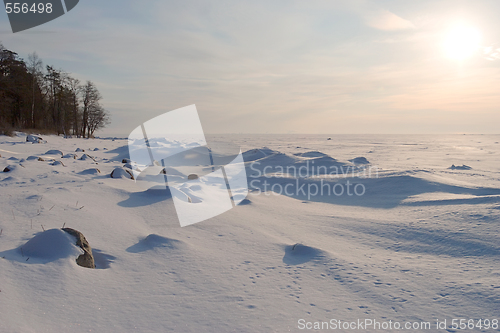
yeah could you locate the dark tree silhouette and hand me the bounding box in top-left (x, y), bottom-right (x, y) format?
top-left (0, 42), bottom-right (110, 137)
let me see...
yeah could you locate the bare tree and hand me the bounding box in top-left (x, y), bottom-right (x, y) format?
top-left (66, 76), bottom-right (80, 136)
top-left (26, 52), bottom-right (43, 128)
top-left (87, 104), bottom-right (110, 137)
top-left (81, 81), bottom-right (109, 137)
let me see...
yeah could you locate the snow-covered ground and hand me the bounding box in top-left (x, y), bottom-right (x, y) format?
top-left (0, 133), bottom-right (499, 332)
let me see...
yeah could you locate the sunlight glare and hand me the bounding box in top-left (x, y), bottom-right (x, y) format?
top-left (443, 25), bottom-right (482, 61)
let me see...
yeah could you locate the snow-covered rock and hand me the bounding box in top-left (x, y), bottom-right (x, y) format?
top-left (26, 134), bottom-right (44, 143)
top-left (3, 164), bottom-right (20, 172)
top-left (44, 149), bottom-right (63, 156)
top-left (78, 168), bottom-right (101, 175)
top-left (50, 161), bottom-right (65, 166)
top-left (79, 154), bottom-right (95, 161)
top-left (110, 167), bottom-right (134, 179)
top-left (349, 156), bottom-right (370, 164)
top-left (450, 164), bottom-right (472, 170)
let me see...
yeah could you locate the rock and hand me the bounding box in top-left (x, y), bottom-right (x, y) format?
top-left (38, 157), bottom-right (45, 161)
top-left (187, 174), bottom-right (199, 180)
top-left (122, 158), bottom-right (131, 163)
top-left (159, 168), bottom-right (167, 175)
top-left (62, 228), bottom-right (95, 269)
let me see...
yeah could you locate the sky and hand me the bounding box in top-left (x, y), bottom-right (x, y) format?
top-left (1, 0), bottom-right (499, 136)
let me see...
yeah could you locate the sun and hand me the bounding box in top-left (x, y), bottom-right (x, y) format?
top-left (443, 24), bottom-right (482, 61)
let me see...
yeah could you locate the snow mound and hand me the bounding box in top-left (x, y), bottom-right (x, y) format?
top-left (75, 148), bottom-right (84, 152)
top-left (307, 155), bottom-right (341, 165)
top-left (26, 155), bottom-right (40, 161)
top-left (126, 234), bottom-right (185, 253)
top-left (450, 164), bottom-right (472, 170)
top-left (282, 243), bottom-right (327, 265)
top-left (1, 175), bottom-right (17, 182)
top-left (294, 151), bottom-right (328, 158)
top-left (78, 168), bottom-right (101, 175)
top-left (242, 148), bottom-right (278, 162)
top-left (349, 156), bottom-right (370, 164)
top-left (237, 198), bottom-right (252, 205)
top-left (7, 156), bottom-right (19, 161)
top-left (44, 149), bottom-right (63, 156)
top-left (92, 148), bottom-right (100, 151)
top-left (20, 229), bottom-right (81, 262)
top-left (110, 167), bottom-right (134, 179)
top-left (62, 153), bottom-right (77, 159)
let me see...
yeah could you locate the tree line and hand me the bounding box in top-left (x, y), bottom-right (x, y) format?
top-left (0, 42), bottom-right (110, 137)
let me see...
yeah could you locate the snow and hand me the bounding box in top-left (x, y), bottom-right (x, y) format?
top-left (0, 133), bottom-right (499, 332)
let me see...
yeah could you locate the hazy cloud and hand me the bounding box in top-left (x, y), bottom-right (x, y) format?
top-left (365, 10), bottom-right (416, 31)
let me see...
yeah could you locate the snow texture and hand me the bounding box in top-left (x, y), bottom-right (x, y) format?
top-left (0, 133), bottom-right (499, 332)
